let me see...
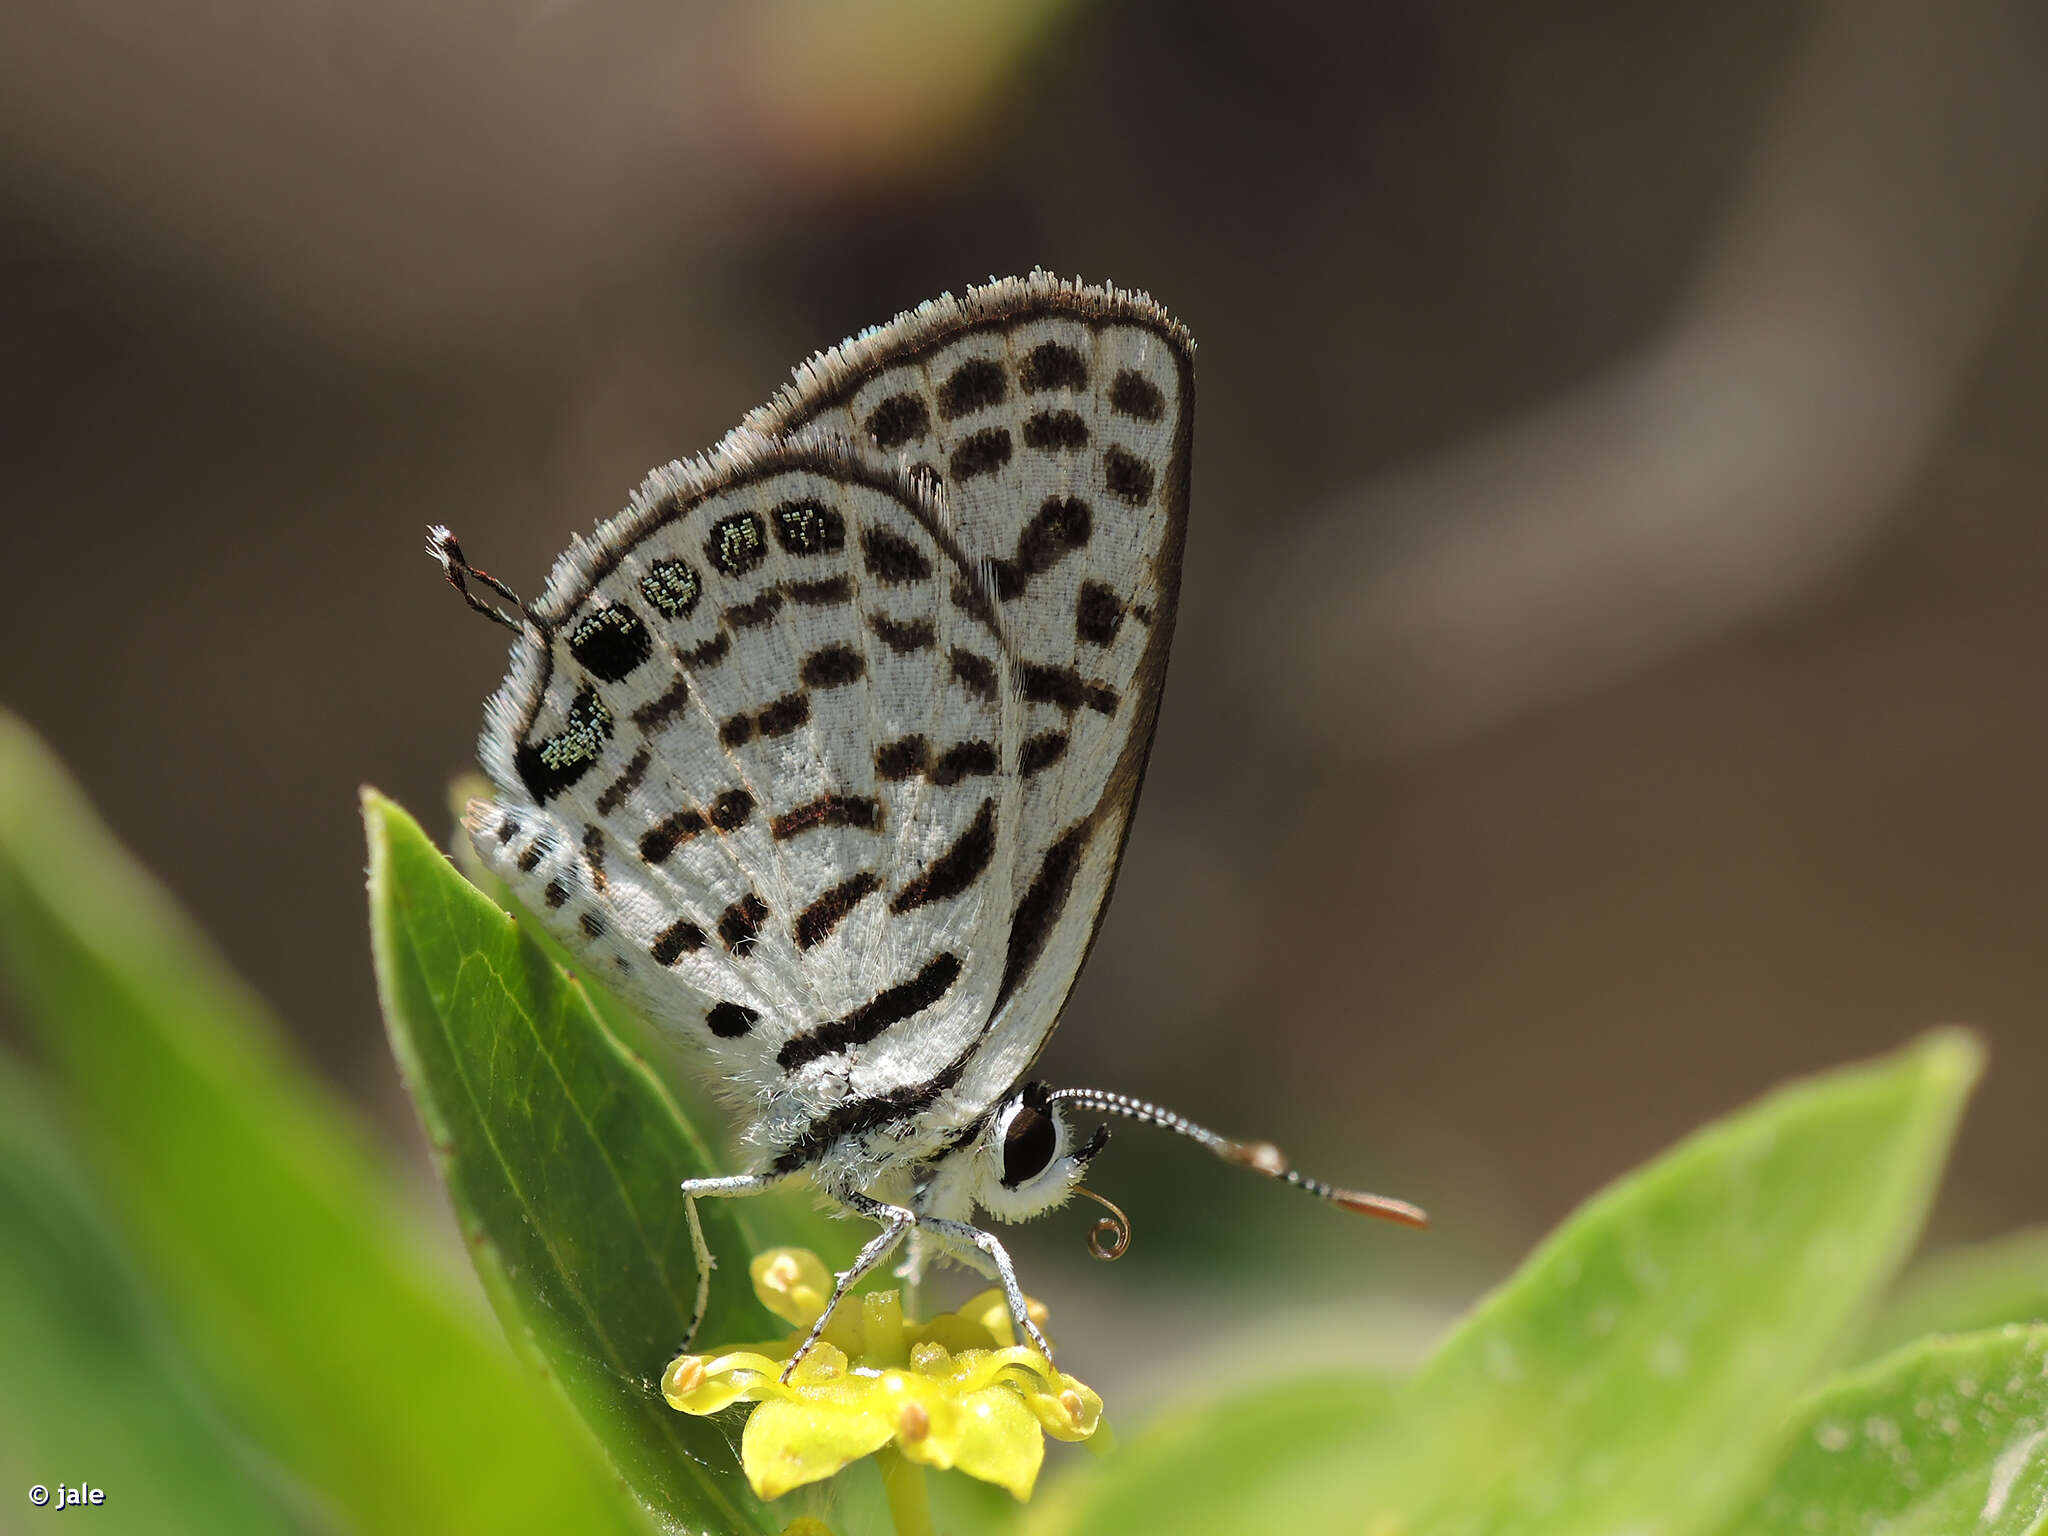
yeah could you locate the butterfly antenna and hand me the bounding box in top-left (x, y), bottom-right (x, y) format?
top-left (427, 525), bottom-right (529, 634)
top-left (1046, 1089), bottom-right (1429, 1230)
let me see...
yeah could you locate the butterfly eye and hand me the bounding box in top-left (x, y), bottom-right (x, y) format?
top-left (1000, 1103), bottom-right (1059, 1187)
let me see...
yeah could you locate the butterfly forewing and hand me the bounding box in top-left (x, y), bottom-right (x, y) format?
top-left (745, 274), bottom-right (1195, 1107)
top-left (469, 434), bottom-right (1025, 1129)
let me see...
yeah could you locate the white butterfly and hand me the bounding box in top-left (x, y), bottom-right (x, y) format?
top-left (432, 272), bottom-right (1423, 1375)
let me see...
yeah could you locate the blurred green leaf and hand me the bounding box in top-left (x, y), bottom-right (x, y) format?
top-left (1858, 1228), bottom-right (2048, 1363)
top-left (1715, 1326), bottom-right (2048, 1535)
top-left (1041, 1031), bottom-right (1980, 1536)
top-left (1029, 1370), bottom-right (1399, 1536)
top-left (366, 789), bottom-right (775, 1534)
top-left (1356, 1029), bottom-right (1981, 1535)
top-left (0, 1057), bottom-right (305, 1535)
top-left (0, 712), bottom-right (646, 1535)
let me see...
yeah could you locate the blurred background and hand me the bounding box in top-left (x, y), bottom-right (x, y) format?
top-left (4, 0), bottom-right (2045, 1406)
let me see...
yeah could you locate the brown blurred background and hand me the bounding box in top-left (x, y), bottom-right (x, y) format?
top-left (5, 0), bottom-right (2044, 1396)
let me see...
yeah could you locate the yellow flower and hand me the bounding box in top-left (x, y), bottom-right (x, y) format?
top-left (662, 1247), bottom-right (1106, 1501)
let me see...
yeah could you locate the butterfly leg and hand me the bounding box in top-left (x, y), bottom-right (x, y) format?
top-left (918, 1217), bottom-right (1055, 1360)
top-left (895, 1227), bottom-right (932, 1322)
top-left (781, 1192), bottom-right (915, 1383)
top-left (681, 1172), bottom-right (789, 1351)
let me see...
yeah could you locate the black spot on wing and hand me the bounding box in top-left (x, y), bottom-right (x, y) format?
top-left (567, 604), bottom-right (652, 681)
top-left (773, 795), bottom-right (883, 841)
top-left (891, 799), bottom-right (996, 913)
top-left (787, 575), bottom-right (852, 606)
top-left (640, 809), bottom-right (706, 864)
top-left (866, 392), bottom-right (930, 450)
top-left (651, 919), bottom-right (705, 965)
top-left (631, 674), bottom-right (691, 731)
top-left (793, 871), bottom-right (881, 950)
top-left (681, 632), bottom-right (730, 668)
top-left (1021, 663), bottom-right (1119, 715)
top-left (709, 790), bottom-right (754, 831)
top-left (1019, 731), bottom-right (1068, 776)
top-left (776, 952), bottom-right (963, 1072)
top-left (595, 748), bottom-right (650, 815)
top-left (1076, 581), bottom-right (1124, 646)
top-left (875, 736), bottom-right (930, 781)
top-left (930, 740), bottom-right (998, 787)
top-left (1023, 410), bottom-right (1088, 451)
top-left (1020, 340), bottom-right (1088, 393)
top-left (725, 590), bottom-right (784, 628)
top-left (718, 893), bottom-right (769, 952)
top-left (579, 911), bottom-right (607, 938)
top-left (516, 686), bottom-right (612, 803)
top-left (772, 499), bottom-right (845, 555)
top-left (949, 427), bottom-right (1013, 482)
top-left (640, 558), bottom-right (702, 619)
top-left (707, 1001), bottom-right (759, 1038)
top-left (937, 357), bottom-right (1006, 420)
top-left (708, 512), bottom-right (766, 575)
top-left (1013, 497), bottom-right (1091, 587)
top-left (756, 692), bottom-right (811, 738)
top-left (949, 648), bottom-right (997, 701)
top-left (868, 613), bottom-right (935, 654)
top-left (1109, 369), bottom-right (1166, 422)
top-left (863, 527), bottom-right (931, 584)
top-left (801, 643), bottom-right (866, 689)
top-left (1103, 446), bottom-right (1155, 506)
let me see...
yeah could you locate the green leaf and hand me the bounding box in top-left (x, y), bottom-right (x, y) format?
top-left (0, 1057), bottom-right (302, 1536)
top-left (1029, 1371), bottom-right (1399, 1536)
top-left (1359, 1030), bottom-right (1981, 1535)
top-left (0, 711), bottom-right (646, 1535)
top-left (1859, 1229), bottom-right (2048, 1364)
top-left (1038, 1031), bottom-right (1980, 1536)
top-left (365, 789), bottom-right (775, 1534)
top-left (1716, 1326), bottom-right (2048, 1535)
top-left (442, 773), bottom-right (858, 1277)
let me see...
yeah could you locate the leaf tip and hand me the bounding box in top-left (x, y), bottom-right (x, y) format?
top-left (1902, 1024), bottom-right (1986, 1101)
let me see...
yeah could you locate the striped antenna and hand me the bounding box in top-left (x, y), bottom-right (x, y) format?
top-left (1046, 1089), bottom-right (1429, 1230)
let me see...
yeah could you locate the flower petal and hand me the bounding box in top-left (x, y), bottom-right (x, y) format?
top-left (1025, 1374), bottom-right (1104, 1442)
top-left (667, 1250), bottom-right (1104, 1503)
top-left (751, 1248), bottom-right (835, 1328)
top-left (947, 1384), bottom-right (1046, 1500)
top-left (742, 1397), bottom-right (897, 1499)
top-left (662, 1350), bottom-right (781, 1414)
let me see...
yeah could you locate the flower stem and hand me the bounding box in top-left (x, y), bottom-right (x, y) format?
top-left (874, 1447), bottom-right (934, 1536)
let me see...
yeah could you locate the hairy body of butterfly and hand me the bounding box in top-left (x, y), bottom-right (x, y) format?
top-left (441, 273), bottom-right (1420, 1379)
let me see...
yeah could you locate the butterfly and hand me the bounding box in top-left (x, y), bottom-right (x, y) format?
top-left (431, 272), bottom-right (1424, 1376)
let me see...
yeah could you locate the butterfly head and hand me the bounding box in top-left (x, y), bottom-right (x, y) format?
top-left (969, 1081), bottom-right (1110, 1225)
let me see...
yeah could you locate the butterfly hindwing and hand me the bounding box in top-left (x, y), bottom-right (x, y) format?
top-left (469, 433), bottom-right (1026, 1136)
